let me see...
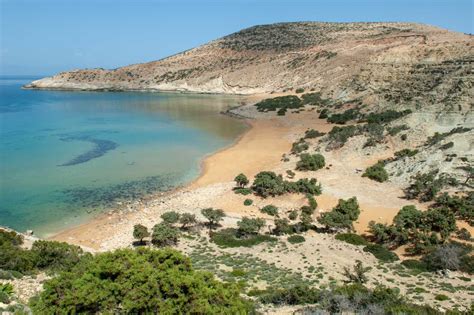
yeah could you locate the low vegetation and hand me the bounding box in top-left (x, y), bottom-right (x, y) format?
top-left (30, 248), bottom-right (254, 313)
top-left (362, 161), bottom-right (389, 182)
top-left (317, 197), bottom-right (360, 232)
top-left (251, 171), bottom-right (322, 198)
top-left (296, 153), bottom-right (325, 171)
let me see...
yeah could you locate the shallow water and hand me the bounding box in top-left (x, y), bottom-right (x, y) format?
top-left (0, 76), bottom-right (247, 236)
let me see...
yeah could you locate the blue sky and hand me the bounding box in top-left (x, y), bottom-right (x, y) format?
top-left (1, 0), bottom-right (472, 75)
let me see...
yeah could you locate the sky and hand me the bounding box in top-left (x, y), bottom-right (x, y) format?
top-left (0, 0), bottom-right (472, 76)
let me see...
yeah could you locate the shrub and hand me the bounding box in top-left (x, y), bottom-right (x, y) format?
top-left (255, 95), bottom-right (302, 112)
top-left (0, 283), bottom-right (13, 304)
top-left (425, 127), bottom-right (471, 146)
top-left (387, 124), bottom-right (409, 136)
top-left (252, 171), bottom-right (286, 197)
top-left (401, 259), bottom-right (429, 272)
top-left (287, 235), bottom-right (305, 244)
top-left (295, 88), bottom-right (305, 93)
top-left (261, 205), bottom-right (278, 216)
top-left (161, 211), bottom-right (180, 225)
top-left (422, 243), bottom-right (464, 271)
top-left (318, 197), bottom-right (360, 231)
top-left (307, 194), bottom-right (318, 210)
top-left (301, 92), bottom-right (332, 106)
top-left (456, 228), bottom-right (471, 240)
top-left (365, 109), bottom-right (412, 124)
top-left (259, 285), bottom-right (319, 305)
top-left (233, 187), bottom-right (252, 195)
top-left (179, 213), bottom-right (197, 229)
top-left (400, 134), bottom-right (407, 141)
top-left (394, 149), bottom-right (419, 159)
top-left (304, 129), bottom-right (325, 139)
top-left (327, 125), bottom-right (361, 149)
top-left (30, 248), bottom-right (254, 313)
top-left (243, 199), bottom-right (253, 206)
top-left (440, 141), bottom-right (454, 150)
top-left (327, 109), bottom-right (360, 124)
top-left (273, 218), bottom-right (292, 235)
top-left (335, 233), bottom-right (369, 246)
top-left (291, 140), bottom-right (309, 154)
top-left (211, 228), bottom-right (276, 248)
top-left (363, 244), bottom-right (399, 262)
top-left (237, 217), bottom-right (266, 236)
top-left (343, 260), bottom-right (370, 284)
top-left (31, 241), bottom-right (85, 272)
top-left (151, 223), bottom-right (179, 247)
top-left (319, 108), bottom-right (329, 119)
top-left (296, 153), bottom-right (325, 171)
top-left (133, 224), bottom-right (150, 243)
top-left (362, 162), bottom-right (389, 182)
top-left (201, 208), bottom-right (225, 227)
top-left (435, 294), bottom-right (449, 301)
top-left (404, 171), bottom-right (444, 202)
top-left (234, 173), bottom-right (249, 187)
top-left (285, 178), bottom-right (322, 195)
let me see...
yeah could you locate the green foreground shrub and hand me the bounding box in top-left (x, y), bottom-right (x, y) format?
top-left (211, 228), bottom-right (276, 248)
top-left (363, 244), bottom-right (399, 262)
top-left (335, 233), bottom-right (369, 246)
top-left (30, 248), bottom-right (254, 313)
top-left (287, 235), bottom-right (305, 244)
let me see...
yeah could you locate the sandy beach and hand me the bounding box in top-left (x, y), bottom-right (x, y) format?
top-left (49, 104), bottom-right (443, 250)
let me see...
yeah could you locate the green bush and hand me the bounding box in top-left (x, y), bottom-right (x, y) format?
top-left (133, 224), bottom-right (150, 243)
top-left (296, 153), bottom-right (325, 171)
top-left (295, 88), bottom-right (305, 93)
top-left (319, 108), bottom-right (329, 119)
top-left (434, 294), bottom-right (449, 301)
top-left (287, 235), bottom-right (305, 244)
top-left (31, 240), bottom-right (85, 272)
top-left (327, 125), bottom-right (361, 149)
top-left (261, 205), bottom-right (278, 216)
top-left (404, 171), bottom-right (444, 202)
top-left (243, 199), bottom-right (253, 206)
top-left (259, 285), bottom-right (319, 305)
top-left (252, 171), bottom-right (286, 197)
top-left (30, 248), bottom-right (254, 313)
top-left (362, 162), bottom-right (389, 182)
top-left (151, 223), bottom-right (179, 247)
top-left (234, 173), bottom-right (249, 187)
top-left (255, 95), bottom-right (302, 112)
top-left (327, 109), bottom-right (360, 124)
top-left (394, 149), bottom-right (419, 159)
top-left (233, 187), bottom-right (252, 195)
top-left (387, 124), bottom-right (409, 136)
top-left (304, 129), bottom-right (325, 139)
top-left (401, 259), bottom-right (429, 272)
top-left (425, 127), bottom-right (471, 146)
top-left (211, 228), bottom-right (276, 248)
top-left (335, 233), bottom-right (369, 246)
top-left (365, 109), bottom-right (412, 124)
top-left (363, 244), bottom-right (399, 262)
top-left (318, 197), bottom-right (360, 231)
top-left (237, 217), bottom-right (265, 236)
top-left (161, 211), bottom-right (180, 225)
top-left (291, 140), bottom-right (309, 154)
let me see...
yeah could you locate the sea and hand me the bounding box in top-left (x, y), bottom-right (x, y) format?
top-left (0, 76), bottom-right (248, 237)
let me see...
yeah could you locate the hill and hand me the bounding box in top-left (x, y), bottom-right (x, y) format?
top-left (25, 22), bottom-right (473, 112)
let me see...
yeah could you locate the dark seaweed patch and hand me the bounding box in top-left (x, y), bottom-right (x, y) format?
top-left (58, 136), bottom-right (119, 166)
top-left (60, 174), bottom-right (178, 210)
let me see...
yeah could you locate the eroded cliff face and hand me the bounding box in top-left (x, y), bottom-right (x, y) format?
top-left (25, 22), bottom-right (473, 112)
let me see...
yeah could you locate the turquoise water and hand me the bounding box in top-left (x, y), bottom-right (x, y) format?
top-left (0, 77), bottom-right (247, 236)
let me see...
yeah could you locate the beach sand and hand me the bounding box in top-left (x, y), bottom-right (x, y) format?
top-left (49, 106), bottom-right (445, 250)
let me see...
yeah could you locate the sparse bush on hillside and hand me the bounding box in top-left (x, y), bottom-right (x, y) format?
top-left (295, 88), bottom-right (305, 93)
top-left (211, 228), bottom-right (276, 248)
top-left (365, 109), bottom-right (412, 124)
top-left (318, 197), bottom-right (360, 232)
top-left (296, 153), bottom-right (325, 171)
top-left (133, 224), bottom-right (150, 244)
top-left (287, 235), bottom-right (306, 244)
top-left (243, 199), bottom-right (253, 206)
top-left (161, 211), bottom-right (180, 225)
top-left (362, 162), bottom-right (389, 182)
top-left (319, 108), bottom-right (329, 119)
top-left (261, 205), bottom-right (279, 216)
top-left (234, 173), bottom-right (249, 187)
top-left (252, 171), bottom-right (322, 197)
top-left (291, 140), bottom-right (309, 154)
top-left (255, 95), bottom-right (302, 113)
top-left (394, 148), bottom-right (419, 159)
top-left (304, 129), bottom-right (325, 139)
top-left (335, 233), bottom-right (369, 246)
top-left (301, 92), bottom-right (331, 106)
top-left (404, 171), bottom-right (444, 202)
top-left (327, 125), bottom-right (361, 149)
top-left (237, 217), bottom-right (266, 237)
top-left (425, 127), bottom-right (471, 146)
top-left (327, 108), bottom-right (361, 124)
top-left (363, 244), bottom-right (399, 262)
top-left (343, 260), bottom-right (370, 284)
top-left (179, 213), bottom-right (197, 229)
top-left (387, 124), bottom-right (409, 136)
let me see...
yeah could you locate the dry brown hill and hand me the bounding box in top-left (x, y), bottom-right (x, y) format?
top-left (26, 22), bottom-right (473, 111)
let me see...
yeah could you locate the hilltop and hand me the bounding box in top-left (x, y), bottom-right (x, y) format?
top-left (26, 22), bottom-right (473, 112)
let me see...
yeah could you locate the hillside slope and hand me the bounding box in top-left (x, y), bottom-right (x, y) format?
top-left (26, 22), bottom-right (473, 111)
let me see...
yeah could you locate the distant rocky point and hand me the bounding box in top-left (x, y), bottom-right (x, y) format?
top-left (25, 22), bottom-right (473, 112)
